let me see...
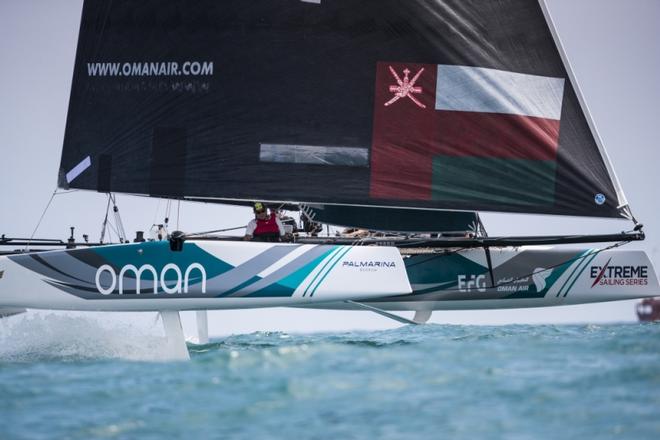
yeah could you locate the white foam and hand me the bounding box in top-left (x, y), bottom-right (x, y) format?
top-left (0, 310), bottom-right (175, 362)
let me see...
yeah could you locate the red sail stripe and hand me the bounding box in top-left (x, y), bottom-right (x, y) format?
top-left (433, 111), bottom-right (560, 160)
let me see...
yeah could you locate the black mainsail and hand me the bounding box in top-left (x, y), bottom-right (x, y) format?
top-left (59, 0), bottom-right (629, 220)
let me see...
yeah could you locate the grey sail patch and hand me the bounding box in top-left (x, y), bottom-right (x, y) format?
top-left (66, 156), bottom-right (91, 184)
top-left (260, 144), bottom-right (368, 167)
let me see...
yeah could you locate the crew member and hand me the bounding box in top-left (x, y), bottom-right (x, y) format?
top-left (244, 202), bottom-right (285, 241)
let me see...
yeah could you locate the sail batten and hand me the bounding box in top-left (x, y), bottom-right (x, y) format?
top-left (59, 0), bottom-right (629, 219)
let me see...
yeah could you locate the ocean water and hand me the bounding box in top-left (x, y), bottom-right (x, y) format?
top-left (1, 315), bottom-right (659, 440)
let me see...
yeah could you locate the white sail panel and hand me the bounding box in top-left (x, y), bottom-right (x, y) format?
top-left (435, 65), bottom-right (565, 120)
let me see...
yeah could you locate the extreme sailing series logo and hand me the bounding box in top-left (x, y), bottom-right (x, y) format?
top-left (590, 258), bottom-right (648, 287)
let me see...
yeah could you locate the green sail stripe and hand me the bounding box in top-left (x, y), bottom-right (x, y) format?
top-left (432, 157), bottom-right (556, 206)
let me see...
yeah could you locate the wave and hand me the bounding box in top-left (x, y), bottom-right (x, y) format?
top-left (0, 311), bottom-right (170, 362)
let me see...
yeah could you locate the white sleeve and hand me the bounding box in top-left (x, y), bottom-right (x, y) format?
top-left (275, 217), bottom-right (285, 235)
top-left (245, 219), bottom-right (257, 235)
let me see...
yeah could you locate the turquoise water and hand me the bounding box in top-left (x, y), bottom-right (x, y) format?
top-left (1, 316), bottom-right (659, 439)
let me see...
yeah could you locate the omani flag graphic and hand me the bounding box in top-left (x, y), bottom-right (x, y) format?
top-left (370, 62), bottom-right (565, 206)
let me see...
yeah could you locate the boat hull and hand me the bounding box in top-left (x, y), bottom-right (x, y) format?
top-left (0, 241), bottom-right (657, 312)
top-left (0, 241), bottom-right (411, 311)
top-left (358, 246), bottom-right (660, 311)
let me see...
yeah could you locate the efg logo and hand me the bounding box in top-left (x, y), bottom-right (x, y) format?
top-left (94, 263), bottom-right (207, 295)
top-left (458, 274), bottom-right (487, 292)
top-left (590, 258), bottom-right (648, 288)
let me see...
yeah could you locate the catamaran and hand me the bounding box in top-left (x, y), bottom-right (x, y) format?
top-left (1, 0), bottom-right (657, 359)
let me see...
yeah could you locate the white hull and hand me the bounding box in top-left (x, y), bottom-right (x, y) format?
top-left (0, 240), bottom-right (657, 312)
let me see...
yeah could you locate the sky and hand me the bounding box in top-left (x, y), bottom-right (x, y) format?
top-left (0, 0), bottom-right (659, 335)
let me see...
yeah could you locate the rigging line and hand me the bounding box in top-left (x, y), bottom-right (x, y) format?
top-left (185, 225), bottom-right (246, 237)
top-left (164, 199), bottom-right (172, 230)
top-left (476, 213), bottom-right (488, 238)
top-left (99, 193), bottom-right (112, 244)
top-left (151, 198), bottom-right (162, 228)
top-left (110, 193), bottom-right (127, 242)
top-left (53, 189), bottom-right (82, 195)
top-left (403, 239), bottom-right (632, 271)
top-left (106, 220), bottom-right (115, 243)
top-left (402, 252), bottom-right (448, 269)
top-left (24, 188), bottom-right (59, 252)
top-left (105, 217), bottom-right (120, 241)
top-left (176, 200), bottom-right (181, 230)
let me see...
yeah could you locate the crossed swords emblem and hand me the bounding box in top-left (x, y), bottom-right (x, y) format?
top-left (384, 65), bottom-right (426, 109)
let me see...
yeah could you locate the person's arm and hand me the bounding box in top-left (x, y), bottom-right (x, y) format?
top-left (275, 217), bottom-right (286, 236)
top-left (244, 219), bottom-right (256, 240)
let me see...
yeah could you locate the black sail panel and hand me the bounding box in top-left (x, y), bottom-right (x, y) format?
top-left (59, 0), bottom-right (625, 218)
